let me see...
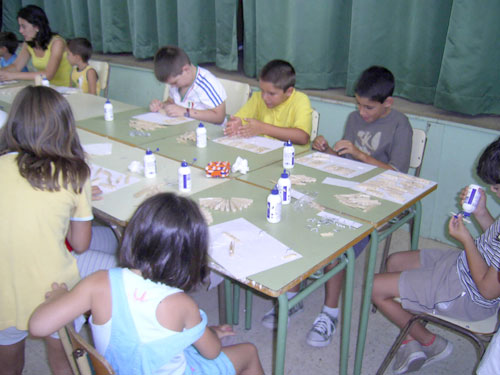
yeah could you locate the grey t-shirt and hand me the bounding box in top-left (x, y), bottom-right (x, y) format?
top-left (343, 109), bottom-right (412, 173)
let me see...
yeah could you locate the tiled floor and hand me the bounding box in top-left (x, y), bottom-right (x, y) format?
top-left (21, 228), bottom-right (481, 374)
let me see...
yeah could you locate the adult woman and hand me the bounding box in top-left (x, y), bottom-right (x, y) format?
top-left (0, 5), bottom-right (72, 86)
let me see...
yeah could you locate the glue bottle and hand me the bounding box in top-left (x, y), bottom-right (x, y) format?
top-left (143, 148), bottom-right (157, 178)
top-left (178, 160), bottom-right (192, 193)
top-left (196, 123), bottom-right (207, 148)
top-left (283, 140), bottom-right (295, 169)
top-left (41, 75), bottom-right (50, 87)
top-left (104, 99), bottom-right (114, 121)
top-left (277, 169), bottom-right (291, 205)
top-left (462, 184), bottom-right (481, 216)
top-left (267, 185), bottom-right (282, 223)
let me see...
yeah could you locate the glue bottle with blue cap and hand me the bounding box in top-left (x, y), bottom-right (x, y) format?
top-left (267, 185), bottom-right (282, 223)
top-left (283, 140), bottom-right (295, 169)
top-left (196, 122), bottom-right (207, 148)
top-left (277, 169), bottom-right (291, 205)
top-left (462, 184), bottom-right (481, 216)
top-left (104, 99), bottom-right (114, 121)
top-left (144, 148), bottom-right (157, 178)
top-left (178, 160), bottom-right (192, 193)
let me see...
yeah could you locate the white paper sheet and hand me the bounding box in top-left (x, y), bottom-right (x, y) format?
top-left (90, 164), bottom-right (141, 194)
top-left (352, 170), bottom-right (437, 204)
top-left (132, 112), bottom-right (191, 125)
top-left (296, 152), bottom-right (375, 178)
top-left (209, 217), bottom-right (302, 280)
top-left (213, 136), bottom-right (284, 154)
top-left (53, 86), bottom-right (80, 95)
top-left (322, 177), bottom-right (358, 189)
top-left (316, 211), bottom-right (363, 229)
top-left (0, 80), bottom-right (18, 86)
top-left (83, 143), bottom-right (112, 156)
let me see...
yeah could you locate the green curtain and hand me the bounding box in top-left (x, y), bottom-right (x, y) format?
top-left (2, 0), bottom-right (500, 115)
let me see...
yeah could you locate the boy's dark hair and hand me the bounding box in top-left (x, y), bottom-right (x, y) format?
top-left (67, 38), bottom-right (93, 63)
top-left (119, 193), bottom-right (209, 291)
top-left (154, 46), bottom-right (191, 83)
top-left (355, 66), bottom-right (395, 103)
top-left (259, 59), bottom-right (296, 91)
top-left (0, 32), bottom-right (20, 55)
top-left (17, 5), bottom-right (54, 50)
top-left (477, 137), bottom-right (500, 185)
top-left (0, 86), bottom-right (89, 193)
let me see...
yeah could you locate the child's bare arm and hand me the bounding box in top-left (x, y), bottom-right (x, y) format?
top-left (29, 272), bottom-right (103, 337)
top-left (449, 215), bottom-right (500, 299)
top-left (66, 220), bottom-right (92, 253)
top-left (237, 118), bottom-right (310, 145)
top-left (86, 68), bottom-right (98, 95)
top-left (164, 102), bottom-right (227, 125)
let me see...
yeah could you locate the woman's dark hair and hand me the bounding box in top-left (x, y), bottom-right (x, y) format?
top-left (119, 193), bottom-right (209, 291)
top-left (0, 86), bottom-right (89, 193)
top-left (18, 5), bottom-right (54, 50)
top-left (477, 137), bottom-right (500, 185)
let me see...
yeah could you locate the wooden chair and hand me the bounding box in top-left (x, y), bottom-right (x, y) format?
top-left (376, 307), bottom-right (500, 374)
top-left (59, 324), bottom-right (115, 375)
top-left (88, 59), bottom-right (110, 98)
top-left (310, 109), bottom-right (320, 141)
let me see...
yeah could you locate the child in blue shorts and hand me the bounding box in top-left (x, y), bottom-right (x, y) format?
top-left (372, 137), bottom-right (500, 374)
top-left (29, 193), bottom-right (264, 375)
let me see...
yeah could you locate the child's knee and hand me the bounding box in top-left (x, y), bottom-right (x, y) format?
top-left (385, 253), bottom-right (399, 272)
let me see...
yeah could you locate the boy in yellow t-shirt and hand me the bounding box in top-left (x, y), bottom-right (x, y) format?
top-left (66, 38), bottom-right (100, 95)
top-left (224, 59), bottom-right (312, 145)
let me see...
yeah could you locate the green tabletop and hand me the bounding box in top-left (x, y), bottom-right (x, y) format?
top-left (190, 179), bottom-right (373, 295)
top-left (142, 122), bottom-right (311, 175)
top-left (78, 129), bottom-right (228, 224)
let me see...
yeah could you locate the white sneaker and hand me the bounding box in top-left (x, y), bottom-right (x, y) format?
top-left (261, 301), bottom-right (304, 329)
top-left (421, 335), bottom-right (453, 369)
top-left (306, 312), bottom-right (337, 347)
top-left (393, 340), bottom-right (426, 375)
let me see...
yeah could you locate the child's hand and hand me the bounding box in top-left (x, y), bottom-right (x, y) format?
top-left (312, 135), bottom-right (329, 152)
top-left (224, 116), bottom-right (242, 136)
top-left (237, 118), bottom-right (262, 138)
top-left (209, 324), bottom-right (236, 339)
top-left (333, 140), bottom-right (359, 158)
top-left (164, 103), bottom-right (187, 118)
top-left (45, 282), bottom-right (69, 301)
top-left (149, 99), bottom-right (163, 112)
top-left (448, 214), bottom-right (473, 244)
top-left (91, 185), bottom-right (103, 201)
top-left (0, 70), bottom-right (14, 81)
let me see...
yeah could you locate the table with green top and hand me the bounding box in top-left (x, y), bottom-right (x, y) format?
top-left (238, 154), bottom-right (438, 375)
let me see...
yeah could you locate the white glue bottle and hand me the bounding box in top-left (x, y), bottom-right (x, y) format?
top-left (283, 140), bottom-right (295, 169)
top-left (196, 123), bottom-right (207, 148)
top-left (41, 75), bottom-right (50, 87)
top-left (104, 99), bottom-right (114, 121)
top-left (277, 169), bottom-right (291, 205)
top-left (462, 184), bottom-right (481, 216)
top-left (143, 148), bottom-right (157, 178)
top-left (178, 160), bottom-right (192, 193)
top-left (267, 185), bottom-right (282, 223)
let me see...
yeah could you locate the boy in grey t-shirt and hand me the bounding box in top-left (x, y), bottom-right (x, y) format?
top-left (296, 66), bottom-right (412, 347)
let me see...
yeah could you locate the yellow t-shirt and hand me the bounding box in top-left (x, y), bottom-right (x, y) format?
top-left (26, 35), bottom-right (72, 87)
top-left (71, 65), bottom-right (101, 94)
top-left (234, 89), bottom-right (313, 137)
top-left (0, 153), bottom-right (93, 330)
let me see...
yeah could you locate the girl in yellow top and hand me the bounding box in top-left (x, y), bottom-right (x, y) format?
top-left (0, 86), bottom-right (93, 374)
top-left (67, 38), bottom-right (100, 95)
top-left (0, 5), bottom-right (72, 86)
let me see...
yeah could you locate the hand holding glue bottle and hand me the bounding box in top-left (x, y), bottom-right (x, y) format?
top-left (460, 184), bottom-right (482, 217)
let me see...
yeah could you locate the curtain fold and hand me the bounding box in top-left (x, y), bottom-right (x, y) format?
top-left (2, 0), bottom-right (499, 115)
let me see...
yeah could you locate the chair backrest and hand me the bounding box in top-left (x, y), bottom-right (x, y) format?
top-left (59, 324), bottom-right (115, 375)
top-left (162, 78), bottom-right (251, 116)
top-left (409, 128), bottom-right (427, 176)
top-left (219, 78), bottom-right (251, 115)
top-left (310, 109), bottom-right (320, 141)
top-left (88, 59), bottom-right (110, 97)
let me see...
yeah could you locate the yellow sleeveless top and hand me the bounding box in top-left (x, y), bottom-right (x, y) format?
top-left (71, 65), bottom-right (101, 94)
top-left (26, 36), bottom-right (72, 87)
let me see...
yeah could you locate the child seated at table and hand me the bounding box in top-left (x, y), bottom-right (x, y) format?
top-left (66, 38), bottom-right (100, 95)
top-left (224, 59), bottom-right (312, 145)
top-left (29, 192), bottom-right (265, 375)
top-left (0, 32), bottom-right (28, 71)
top-left (372, 137), bottom-right (500, 374)
top-left (149, 45), bottom-right (227, 125)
